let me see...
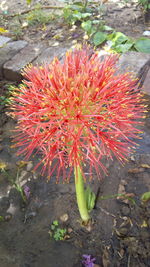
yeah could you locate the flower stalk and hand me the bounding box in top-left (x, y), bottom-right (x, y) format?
top-left (74, 165), bottom-right (90, 223)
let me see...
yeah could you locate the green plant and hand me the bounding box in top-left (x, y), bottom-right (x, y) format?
top-left (12, 26), bottom-right (23, 39)
top-left (0, 216), bottom-right (4, 222)
top-left (26, 0), bottom-right (32, 5)
top-left (49, 220), bottom-right (67, 241)
top-left (85, 186), bottom-right (96, 212)
top-left (26, 5), bottom-right (57, 26)
top-left (63, 2), bottom-right (92, 25)
top-left (91, 30), bottom-right (150, 54)
top-left (2, 168), bottom-right (27, 203)
top-left (0, 84), bottom-right (15, 106)
top-left (141, 191), bottom-right (150, 203)
top-left (63, 1), bottom-right (150, 53)
top-left (138, 0), bottom-right (150, 10)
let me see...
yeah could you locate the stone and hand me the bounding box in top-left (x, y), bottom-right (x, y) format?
top-left (0, 35), bottom-right (11, 47)
top-left (0, 40), bottom-right (28, 78)
top-left (6, 203), bottom-right (17, 216)
top-left (67, 227), bottom-right (73, 233)
top-left (26, 161), bottom-right (33, 172)
top-left (18, 170), bottom-right (28, 187)
top-left (3, 43), bottom-right (45, 81)
top-left (118, 51), bottom-right (150, 76)
top-left (142, 69), bottom-right (150, 95)
top-left (4, 214), bottom-right (12, 221)
top-left (34, 46), bottom-right (69, 65)
top-left (60, 213), bottom-right (69, 222)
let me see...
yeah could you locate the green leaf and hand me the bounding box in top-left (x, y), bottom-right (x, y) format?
top-left (73, 1), bottom-right (84, 6)
top-left (81, 13), bottom-right (91, 18)
top-left (134, 38), bottom-right (150, 53)
top-left (0, 216), bottom-right (4, 222)
top-left (92, 20), bottom-right (100, 24)
top-left (26, 0), bottom-right (32, 4)
top-left (51, 225), bottom-right (55, 230)
top-left (112, 42), bottom-right (134, 53)
top-left (53, 220), bottom-right (59, 226)
top-left (85, 186), bottom-right (96, 212)
top-left (72, 11), bottom-right (82, 20)
top-left (141, 192), bottom-right (150, 202)
top-left (81, 20), bottom-right (92, 33)
top-left (93, 31), bottom-right (107, 46)
top-left (102, 25), bottom-right (113, 31)
top-left (110, 32), bottom-right (128, 44)
top-left (60, 229), bottom-right (66, 235)
top-left (107, 32), bottom-right (116, 41)
top-left (71, 4), bottom-right (84, 11)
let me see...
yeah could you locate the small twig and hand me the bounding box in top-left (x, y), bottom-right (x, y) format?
top-left (127, 254), bottom-right (131, 267)
top-left (99, 206), bottom-right (116, 218)
top-left (5, 5), bottom-right (64, 18)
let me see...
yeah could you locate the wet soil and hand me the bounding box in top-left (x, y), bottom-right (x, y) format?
top-left (0, 1), bottom-right (150, 267)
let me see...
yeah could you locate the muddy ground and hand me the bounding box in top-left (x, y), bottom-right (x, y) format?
top-left (0, 1), bottom-right (150, 267)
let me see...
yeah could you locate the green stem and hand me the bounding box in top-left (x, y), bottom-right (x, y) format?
top-left (74, 165), bottom-right (90, 223)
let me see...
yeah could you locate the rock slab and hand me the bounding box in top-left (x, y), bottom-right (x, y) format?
top-left (143, 69), bottom-right (150, 96)
top-left (33, 45), bottom-right (69, 65)
top-left (3, 43), bottom-right (45, 81)
top-left (0, 40), bottom-right (28, 78)
top-left (0, 36), bottom-right (11, 47)
top-left (118, 51), bottom-right (150, 75)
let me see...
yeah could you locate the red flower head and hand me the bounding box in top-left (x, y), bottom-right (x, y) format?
top-left (12, 48), bottom-right (145, 181)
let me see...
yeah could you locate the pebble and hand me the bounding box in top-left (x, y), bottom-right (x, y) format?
top-left (85, 223), bottom-right (92, 232)
top-left (26, 161), bottom-right (33, 172)
top-left (60, 213), bottom-right (69, 222)
top-left (19, 170), bottom-right (28, 186)
top-left (32, 173), bottom-right (38, 180)
top-left (4, 214), bottom-right (12, 221)
top-left (143, 31), bottom-right (150, 36)
top-left (67, 227), bottom-right (73, 233)
top-left (130, 155), bottom-right (136, 162)
top-left (6, 203), bottom-right (17, 215)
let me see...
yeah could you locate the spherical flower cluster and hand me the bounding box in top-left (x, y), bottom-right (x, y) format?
top-left (12, 48), bottom-right (145, 181)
